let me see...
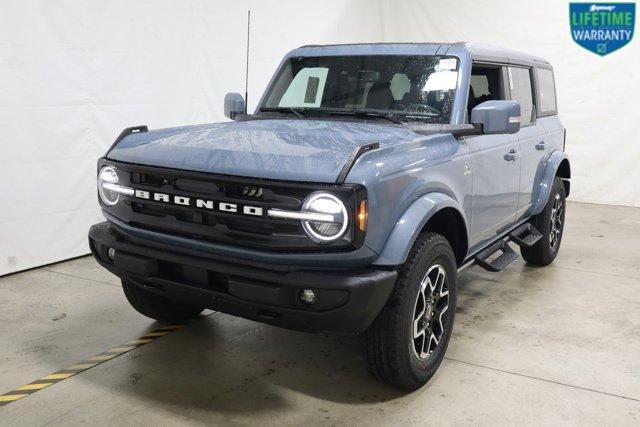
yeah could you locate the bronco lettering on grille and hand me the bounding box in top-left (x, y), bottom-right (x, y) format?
top-left (134, 189), bottom-right (263, 217)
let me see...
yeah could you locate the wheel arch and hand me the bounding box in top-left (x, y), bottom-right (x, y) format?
top-left (531, 151), bottom-right (571, 216)
top-left (556, 158), bottom-right (571, 197)
top-left (373, 193), bottom-right (469, 267)
top-left (420, 207), bottom-right (468, 266)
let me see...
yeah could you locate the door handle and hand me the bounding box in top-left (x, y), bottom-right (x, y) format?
top-left (504, 148), bottom-right (519, 162)
top-left (535, 141), bottom-right (546, 151)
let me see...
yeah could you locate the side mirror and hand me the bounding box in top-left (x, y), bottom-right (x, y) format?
top-left (471, 100), bottom-right (521, 134)
top-left (224, 92), bottom-right (245, 120)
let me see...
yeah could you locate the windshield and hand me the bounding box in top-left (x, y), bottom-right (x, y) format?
top-left (260, 55), bottom-right (459, 124)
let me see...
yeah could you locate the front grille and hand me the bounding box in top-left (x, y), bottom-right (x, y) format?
top-left (100, 160), bottom-right (365, 252)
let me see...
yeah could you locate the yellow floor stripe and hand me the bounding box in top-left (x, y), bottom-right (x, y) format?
top-left (0, 321), bottom-right (193, 407)
top-left (42, 373), bottom-right (75, 380)
top-left (159, 325), bottom-right (185, 330)
top-left (16, 383), bottom-right (52, 391)
top-left (108, 346), bottom-right (136, 353)
top-left (67, 363), bottom-right (97, 370)
top-left (0, 394), bottom-right (28, 402)
top-left (87, 354), bottom-right (116, 361)
top-left (143, 331), bottom-right (169, 337)
top-left (127, 339), bottom-right (153, 345)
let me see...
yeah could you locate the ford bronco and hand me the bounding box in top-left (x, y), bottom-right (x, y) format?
top-left (89, 42), bottom-right (570, 390)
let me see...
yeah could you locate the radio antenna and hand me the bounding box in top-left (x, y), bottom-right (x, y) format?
top-left (244, 10), bottom-right (251, 114)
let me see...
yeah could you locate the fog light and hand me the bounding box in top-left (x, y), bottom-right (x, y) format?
top-left (107, 247), bottom-right (116, 260)
top-left (299, 289), bottom-right (317, 305)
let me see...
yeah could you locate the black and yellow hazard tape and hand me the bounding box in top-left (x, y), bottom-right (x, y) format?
top-left (0, 323), bottom-right (186, 407)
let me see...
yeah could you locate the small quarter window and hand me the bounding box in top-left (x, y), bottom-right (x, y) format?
top-left (536, 68), bottom-right (557, 115)
top-left (507, 67), bottom-right (534, 125)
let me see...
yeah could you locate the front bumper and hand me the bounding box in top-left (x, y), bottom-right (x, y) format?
top-left (89, 221), bottom-right (397, 333)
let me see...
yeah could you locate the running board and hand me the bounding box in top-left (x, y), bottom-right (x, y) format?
top-left (474, 240), bottom-right (518, 272)
top-left (509, 223), bottom-right (542, 248)
top-left (464, 221), bottom-right (543, 273)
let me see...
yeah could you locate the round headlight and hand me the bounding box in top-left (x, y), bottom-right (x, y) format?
top-left (301, 192), bottom-right (348, 243)
top-left (98, 166), bottom-right (120, 206)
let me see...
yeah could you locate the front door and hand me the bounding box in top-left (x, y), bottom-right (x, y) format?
top-left (465, 64), bottom-right (520, 251)
top-left (466, 134), bottom-right (520, 250)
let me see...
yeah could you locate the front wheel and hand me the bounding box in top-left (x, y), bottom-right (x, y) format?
top-left (362, 232), bottom-right (457, 390)
top-left (521, 177), bottom-right (566, 266)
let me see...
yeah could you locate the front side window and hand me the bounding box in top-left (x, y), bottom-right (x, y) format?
top-left (467, 66), bottom-right (504, 118)
top-left (261, 55), bottom-right (460, 124)
top-left (536, 68), bottom-right (557, 115)
top-left (507, 67), bottom-right (534, 125)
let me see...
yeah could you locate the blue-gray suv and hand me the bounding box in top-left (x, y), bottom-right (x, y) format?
top-left (89, 42), bottom-right (570, 390)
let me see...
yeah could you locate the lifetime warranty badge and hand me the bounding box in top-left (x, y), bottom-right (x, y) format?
top-left (570, 3), bottom-right (636, 56)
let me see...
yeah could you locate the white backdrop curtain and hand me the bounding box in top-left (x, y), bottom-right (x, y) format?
top-left (1, 0), bottom-right (638, 275)
top-left (0, 0), bottom-right (380, 275)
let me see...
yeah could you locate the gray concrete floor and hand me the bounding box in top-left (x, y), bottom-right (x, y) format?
top-left (1, 201), bottom-right (639, 425)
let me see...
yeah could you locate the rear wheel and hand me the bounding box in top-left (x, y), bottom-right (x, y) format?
top-left (363, 232), bottom-right (457, 390)
top-left (521, 177), bottom-right (566, 266)
top-left (122, 279), bottom-right (205, 323)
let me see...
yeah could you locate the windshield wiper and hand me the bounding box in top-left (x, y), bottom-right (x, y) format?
top-left (259, 107), bottom-right (306, 119)
top-left (325, 110), bottom-right (404, 125)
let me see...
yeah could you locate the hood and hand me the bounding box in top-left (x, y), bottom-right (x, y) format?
top-left (107, 119), bottom-right (422, 183)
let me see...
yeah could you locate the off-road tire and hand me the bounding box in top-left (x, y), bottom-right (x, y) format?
top-left (122, 279), bottom-right (205, 322)
top-left (521, 177), bottom-right (566, 266)
top-left (362, 232), bottom-right (458, 390)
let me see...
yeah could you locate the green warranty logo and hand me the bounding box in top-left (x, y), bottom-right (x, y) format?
top-left (570, 3), bottom-right (636, 56)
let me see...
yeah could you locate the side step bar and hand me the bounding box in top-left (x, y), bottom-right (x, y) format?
top-left (509, 223), bottom-right (542, 248)
top-left (474, 240), bottom-right (518, 272)
top-left (472, 222), bottom-right (542, 272)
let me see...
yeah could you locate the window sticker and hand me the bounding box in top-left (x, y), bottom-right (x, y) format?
top-left (436, 58), bottom-right (457, 71)
top-left (304, 77), bottom-right (320, 103)
top-left (279, 67), bottom-right (328, 107)
top-left (423, 70), bottom-right (458, 91)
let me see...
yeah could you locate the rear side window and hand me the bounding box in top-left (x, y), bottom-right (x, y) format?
top-left (536, 68), bottom-right (557, 115)
top-left (507, 67), bottom-right (534, 125)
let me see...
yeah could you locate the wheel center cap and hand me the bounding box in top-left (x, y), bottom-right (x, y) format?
top-left (425, 304), bottom-right (433, 319)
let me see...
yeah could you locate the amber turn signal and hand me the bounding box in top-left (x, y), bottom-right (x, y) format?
top-left (357, 200), bottom-right (368, 232)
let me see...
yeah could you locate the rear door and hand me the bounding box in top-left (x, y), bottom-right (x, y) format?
top-left (535, 67), bottom-right (564, 159)
top-left (465, 64), bottom-right (520, 250)
top-left (507, 66), bottom-right (547, 219)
